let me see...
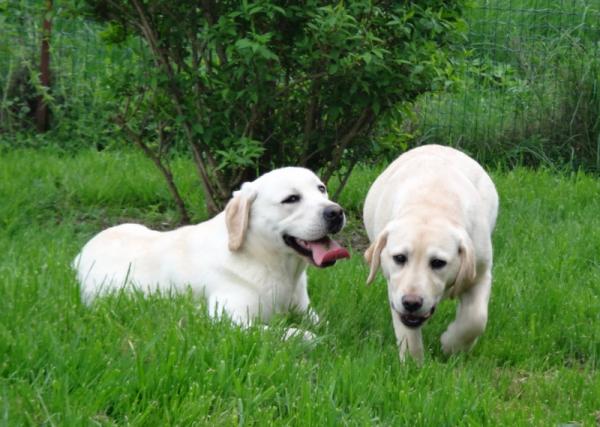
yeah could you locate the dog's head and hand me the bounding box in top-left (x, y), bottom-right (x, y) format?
top-left (365, 217), bottom-right (476, 328)
top-left (225, 167), bottom-right (349, 267)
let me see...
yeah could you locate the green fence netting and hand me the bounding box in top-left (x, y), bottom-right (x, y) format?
top-left (418, 0), bottom-right (600, 170)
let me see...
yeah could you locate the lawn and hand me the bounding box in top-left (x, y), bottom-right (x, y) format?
top-left (1, 149), bottom-right (599, 425)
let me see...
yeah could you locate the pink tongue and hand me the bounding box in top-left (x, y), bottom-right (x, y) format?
top-left (307, 238), bottom-right (350, 267)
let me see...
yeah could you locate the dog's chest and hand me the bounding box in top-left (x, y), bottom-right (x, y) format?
top-left (253, 270), bottom-right (300, 309)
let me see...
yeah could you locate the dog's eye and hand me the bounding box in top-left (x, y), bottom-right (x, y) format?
top-left (393, 254), bottom-right (407, 266)
top-left (318, 185), bottom-right (327, 193)
top-left (430, 258), bottom-right (447, 270)
top-left (281, 194), bottom-right (301, 204)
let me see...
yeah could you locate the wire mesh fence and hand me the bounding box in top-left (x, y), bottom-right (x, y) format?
top-left (0, 5), bottom-right (147, 145)
top-left (1, 1), bottom-right (599, 170)
top-left (418, 0), bottom-right (600, 171)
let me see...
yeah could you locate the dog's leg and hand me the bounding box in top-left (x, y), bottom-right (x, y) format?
top-left (209, 288), bottom-right (317, 342)
top-left (284, 274), bottom-right (318, 341)
top-left (207, 289), bottom-right (261, 327)
top-left (280, 327), bottom-right (316, 341)
top-left (390, 306), bottom-right (424, 363)
top-left (289, 272), bottom-right (320, 325)
top-left (441, 269), bottom-right (491, 354)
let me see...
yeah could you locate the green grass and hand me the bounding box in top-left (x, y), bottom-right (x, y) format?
top-left (1, 149), bottom-right (600, 425)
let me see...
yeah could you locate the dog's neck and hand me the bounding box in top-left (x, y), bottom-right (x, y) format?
top-left (235, 234), bottom-right (308, 284)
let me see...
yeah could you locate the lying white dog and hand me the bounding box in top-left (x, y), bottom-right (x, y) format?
top-left (74, 167), bottom-right (349, 335)
top-left (363, 145), bottom-right (498, 362)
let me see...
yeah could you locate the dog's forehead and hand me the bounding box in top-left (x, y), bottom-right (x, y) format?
top-left (254, 167), bottom-right (323, 190)
top-left (386, 221), bottom-right (457, 253)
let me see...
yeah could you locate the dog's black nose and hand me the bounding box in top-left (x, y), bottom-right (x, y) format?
top-left (323, 205), bottom-right (344, 233)
top-left (402, 295), bottom-right (423, 312)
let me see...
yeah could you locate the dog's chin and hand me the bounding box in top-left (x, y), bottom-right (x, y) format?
top-left (282, 234), bottom-right (349, 268)
top-left (398, 306), bottom-right (436, 329)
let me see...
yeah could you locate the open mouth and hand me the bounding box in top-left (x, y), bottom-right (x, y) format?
top-left (398, 306), bottom-right (436, 329)
top-left (283, 234), bottom-right (350, 268)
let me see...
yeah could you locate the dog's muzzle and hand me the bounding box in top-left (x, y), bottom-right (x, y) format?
top-left (397, 305), bottom-right (436, 329)
top-left (282, 205), bottom-right (348, 267)
top-left (283, 235), bottom-right (349, 267)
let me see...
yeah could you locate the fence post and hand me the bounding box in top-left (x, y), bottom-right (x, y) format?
top-left (35, 0), bottom-right (52, 133)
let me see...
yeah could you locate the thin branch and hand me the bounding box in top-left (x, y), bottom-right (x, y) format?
top-left (115, 115), bottom-right (191, 225)
top-left (189, 142), bottom-right (220, 214)
top-left (276, 71), bottom-right (329, 99)
top-left (131, 0), bottom-right (229, 214)
top-left (301, 78), bottom-right (321, 165)
top-left (332, 157), bottom-right (359, 201)
top-left (322, 108), bottom-right (374, 184)
top-left (201, 0), bottom-right (228, 65)
top-left (243, 103), bottom-right (261, 138)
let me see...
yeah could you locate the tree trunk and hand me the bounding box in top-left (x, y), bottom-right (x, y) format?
top-left (36, 0), bottom-right (52, 132)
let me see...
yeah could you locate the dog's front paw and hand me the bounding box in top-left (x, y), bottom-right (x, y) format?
top-left (305, 308), bottom-right (322, 325)
top-left (440, 328), bottom-right (479, 355)
top-left (441, 329), bottom-right (477, 354)
top-left (441, 330), bottom-right (455, 355)
top-left (398, 347), bottom-right (408, 363)
top-left (396, 337), bottom-right (424, 365)
top-left (282, 327), bottom-right (316, 342)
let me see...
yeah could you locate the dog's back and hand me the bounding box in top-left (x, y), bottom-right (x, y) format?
top-left (364, 144), bottom-right (498, 240)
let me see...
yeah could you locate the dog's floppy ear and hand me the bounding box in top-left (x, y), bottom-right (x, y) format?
top-left (365, 229), bottom-right (388, 285)
top-left (225, 183), bottom-right (257, 251)
top-left (450, 231), bottom-right (477, 298)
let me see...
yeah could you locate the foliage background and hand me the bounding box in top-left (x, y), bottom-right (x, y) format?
top-left (2, 0), bottom-right (469, 218)
top-left (1, 0), bottom-right (599, 175)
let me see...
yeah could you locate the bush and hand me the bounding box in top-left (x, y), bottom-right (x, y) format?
top-left (82, 0), bottom-right (467, 217)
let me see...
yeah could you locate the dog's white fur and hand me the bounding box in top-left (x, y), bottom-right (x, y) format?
top-left (74, 167), bottom-right (344, 336)
top-left (363, 145), bottom-right (498, 362)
